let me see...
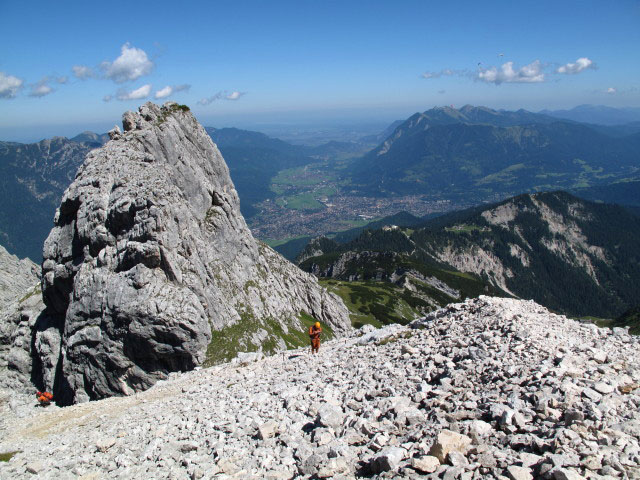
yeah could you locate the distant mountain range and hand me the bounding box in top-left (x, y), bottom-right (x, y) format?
top-left (348, 105), bottom-right (640, 199)
top-left (572, 180), bottom-right (640, 207)
top-left (299, 191), bottom-right (640, 319)
top-left (0, 137), bottom-right (97, 260)
top-left (540, 104), bottom-right (640, 126)
top-left (4, 104), bottom-right (640, 263)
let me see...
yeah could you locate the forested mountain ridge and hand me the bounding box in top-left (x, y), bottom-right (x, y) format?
top-left (416, 191), bottom-right (640, 317)
top-left (299, 191), bottom-right (640, 319)
top-left (0, 137), bottom-right (94, 260)
top-left (348, 106), bottom-right (640, 198)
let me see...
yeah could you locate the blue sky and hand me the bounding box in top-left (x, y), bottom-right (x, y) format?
top-left (1, 0), bottom-right (639, 141)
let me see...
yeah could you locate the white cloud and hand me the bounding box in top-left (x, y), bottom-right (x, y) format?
top-left (116, 84), bottom-right (152, 101)
top-left (29, 77), bottom-right (55, 97)
top-left (606, 87), bottom-right (617, 94)
top-left (0, 72), bottom-right (24, 99)
top-left (477, 60), bottom-right (545, 85)
top-left (154, 84), bottom-right (190, 99)
top-left (72, 65), bottom-right (94, 79)
top-left (56, 76), bottom-right (68, 84)
top-left (29, 84), bottom-right (54, 97)
top-left (198, 92), bottom-right (223, 105)
top-left (556, 57), bottom-right (595, 74)
top-left (103, 94), bottom-right (113, 102)
top-left (422, 69), bottom-right (459, 79)
top-left (226, 91), bottom-right (245, 100)
top-left (198, 90), bottom-right (246, 105)
top-left (155, 86), bottom-right (172, 99)
top-left (102, 43), bottom-right (154, 83)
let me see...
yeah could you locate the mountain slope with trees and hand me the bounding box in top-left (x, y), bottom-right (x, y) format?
top-left (299, 191), bottom-right (640, 319)
top-left (348, 106), bottom-right (640, 199)
top-left (0, 137), bottom-right (94, 260)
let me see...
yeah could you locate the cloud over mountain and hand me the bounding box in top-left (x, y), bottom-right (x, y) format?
top-left (154, 84), bottom-right (190, 99)
top-left (477, 60), bottom-right (544, 85)
top-left (116, 84), bottom-right (152, 101)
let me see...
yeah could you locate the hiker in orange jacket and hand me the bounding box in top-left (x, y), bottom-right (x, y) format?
top-left (309, 321), bottom-right (322, 354)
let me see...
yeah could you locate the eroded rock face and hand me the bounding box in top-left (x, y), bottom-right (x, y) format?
top-left (39, 102), bottom-right (350, 404)
top-left (0, 246), bottom-right (39, 314)
top-left (0, 246), bottom-right (42, 390)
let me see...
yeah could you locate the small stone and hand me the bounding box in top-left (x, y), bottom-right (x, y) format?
top-left (581, 388), bottom-right (602, 403)
top-left (370, 446), bottom-right (406, 473)
top-left (317, 457), bottom-right (349, 478)
top-left (469, 420), bottom-right (493, 437)
top-left (257, 420), bottom-right (279, 440)
top-left (401, 344), bottom-right (419, 355)
top-left (96, 438), bottom-right (116, 452)
top-left (564, 409), bottom-right (584, 426)
top-left (519, 452), bottom-right (543, 468)
top-left (313, 428), bottom-right (335, 446)
top-left (180, 441), bottom-right (198, 453)
top-left (506, 465), bottom-right (533, 480)
top-left (411, 455), bottom-right (440, 473)
top-left (317, 404), bottom-right (344, 430)
top-left (553, 467), bottom-right (586, 480)
top-left (442, 466), bottom-right (464, 480)
top-left (593, 382), bottom-right (614, 395)
top-left (447, 451), bottom-right (469, 467)
top-left (26, 462), bottom-right (44, 474)
top-left (591, 350), bottom-right (607, 363)
top-left (429, 429), bottom-right (472, 463)
top-left (478, 452), bottom-right (497, 468)
top-left (405, 409), bottom-right (425, 425)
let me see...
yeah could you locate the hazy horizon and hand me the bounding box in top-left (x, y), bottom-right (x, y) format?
top-left (2, 0), bottom-right (640, 142)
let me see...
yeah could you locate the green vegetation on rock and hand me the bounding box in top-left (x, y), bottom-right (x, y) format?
top-left (204, 308), bottom-right (334, 366)
top-left (0, 452), bottom-right (18, 462)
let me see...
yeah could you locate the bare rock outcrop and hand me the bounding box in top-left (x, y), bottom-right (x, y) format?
top-left (36, 102), bottom-right (350, 404)
top-left (0, 246), bottom-right (39, 313)
top-left (0, 246), bottom-right (42, 390)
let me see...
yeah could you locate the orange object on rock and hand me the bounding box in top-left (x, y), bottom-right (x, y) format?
top-left (36, 391), bottom-right (54, 405)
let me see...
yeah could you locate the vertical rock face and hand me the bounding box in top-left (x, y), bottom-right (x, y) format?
top-left (0, 245), bottom-right (42, 390)
top-left (39, 102), bottom-right (351, 404)
top-left (0, 245), bottom-right (39, 313)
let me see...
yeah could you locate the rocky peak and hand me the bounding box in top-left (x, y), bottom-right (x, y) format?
top-left (35, 101), bottom-right (350, 403)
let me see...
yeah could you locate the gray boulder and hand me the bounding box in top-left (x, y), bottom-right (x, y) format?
top-left (36, 102), bottom-right (351, 404)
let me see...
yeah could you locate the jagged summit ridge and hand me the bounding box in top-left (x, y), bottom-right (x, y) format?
top-left (37, 102), bottom-right (350, 403)
top-left (1, 296), bottom-right (638, 478)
